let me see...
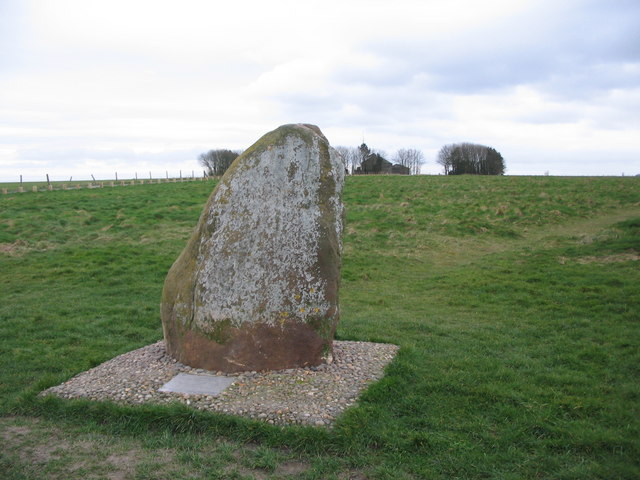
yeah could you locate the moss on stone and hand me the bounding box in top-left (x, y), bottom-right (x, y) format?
top-left (202, 318), bottom-right (234, 344)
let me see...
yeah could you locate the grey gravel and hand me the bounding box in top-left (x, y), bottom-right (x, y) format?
top-left (41, 340), bottom-right (398, 427)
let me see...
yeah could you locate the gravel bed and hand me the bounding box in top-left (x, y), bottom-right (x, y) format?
top-left (41, 340), bottom-right (398, 427)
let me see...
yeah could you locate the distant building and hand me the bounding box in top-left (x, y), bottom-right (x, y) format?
top-left (391, 164), bottom-right (410, 175)
top-left (358, 154), bottom-right (410, 175)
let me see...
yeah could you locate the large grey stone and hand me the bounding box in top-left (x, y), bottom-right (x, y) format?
top-left (161, 124), bottom-right (345, 373)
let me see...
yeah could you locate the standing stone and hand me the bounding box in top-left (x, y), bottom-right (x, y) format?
top-left (161, 124), bottom-right (345, 372)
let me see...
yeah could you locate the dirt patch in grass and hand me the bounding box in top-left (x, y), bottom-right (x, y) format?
top-left (576, 252), bottom-right (640, 264)
top-left (103, 450), bottom-right (143, 480)
top-left (558, 251), bottom-right (640, 265)
top-left (1, 418), bottom-right (72, 473)
top-left (1, 416), bottom-right (317, 480)
top-left (1, 423), bottom-right (34, 438)
top-left (339, 469), bottom-right (369, 479)
top-left (276, 460), bottom-right (309, 476)
top-left (0, 416), bottom-right (168, 480)
top-left (228, 459), bottom-right (310, 479)
top-left (0, 240), bottom-right (29, 256)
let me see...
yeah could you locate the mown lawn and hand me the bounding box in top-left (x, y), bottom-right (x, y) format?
top-left (1, 175), bottom-right (639, 479)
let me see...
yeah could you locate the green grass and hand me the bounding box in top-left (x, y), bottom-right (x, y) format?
top-left (1, 175), bottom-right (639, 479)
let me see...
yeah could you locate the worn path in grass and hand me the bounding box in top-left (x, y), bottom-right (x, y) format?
top-left (433, 205), bottom-right (640, 267)
top-left (0, 415), bottom-right (313, 480)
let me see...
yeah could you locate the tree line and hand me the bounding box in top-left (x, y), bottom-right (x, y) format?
top-left (437, 143), bottom-right (505, 175)
top-left (199, 141), bottom-right (505, 176)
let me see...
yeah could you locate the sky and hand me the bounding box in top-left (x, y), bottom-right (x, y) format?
top-left (1, 0), bottom-right (639, 182)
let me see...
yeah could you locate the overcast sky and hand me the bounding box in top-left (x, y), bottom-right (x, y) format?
top-left (1, 0), bottom-right (639, 181)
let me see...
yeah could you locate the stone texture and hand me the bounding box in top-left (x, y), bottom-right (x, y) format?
top-left (161, 124), bottom-right (345, 372)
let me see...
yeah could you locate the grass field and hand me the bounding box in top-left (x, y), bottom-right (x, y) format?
top-left (1, 175), bottom-right (639, 479)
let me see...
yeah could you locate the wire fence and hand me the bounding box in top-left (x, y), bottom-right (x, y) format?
top-left (1, 174), bottom-right (214, 195)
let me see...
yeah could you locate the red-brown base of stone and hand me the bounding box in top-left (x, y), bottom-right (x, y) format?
top-left (164, 321), bottom-right (334, 373)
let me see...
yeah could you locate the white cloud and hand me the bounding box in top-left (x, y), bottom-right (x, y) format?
top-left (1, 0), bottom-right (639, 181)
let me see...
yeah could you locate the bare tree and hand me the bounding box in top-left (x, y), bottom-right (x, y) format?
top-left (394, 148), bottom-right (425, 175)
top-left (436, 144), bottom-right (455, 175)
top-left (334, 146), bottom-right (360, 174)
top-left (199, 149), bottom-right (242, 176)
